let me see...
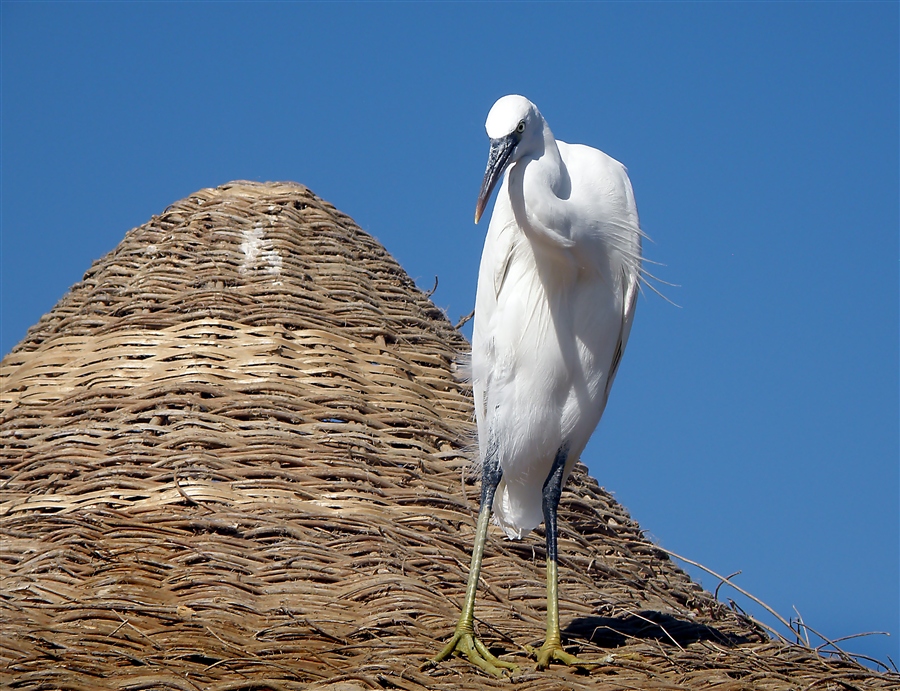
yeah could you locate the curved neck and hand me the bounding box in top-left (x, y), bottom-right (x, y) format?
top-left (507, 124), bottom-right (574, 249)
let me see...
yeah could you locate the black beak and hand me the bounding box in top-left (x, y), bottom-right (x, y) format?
top-left (475, 134), bottom-right (518, 224)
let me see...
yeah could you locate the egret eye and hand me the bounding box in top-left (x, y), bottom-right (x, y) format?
top-left (515, 121), bottom-right (526, 134)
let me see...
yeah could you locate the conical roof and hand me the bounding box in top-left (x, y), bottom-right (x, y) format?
top-left (1, 181), bottom-right (896, 690)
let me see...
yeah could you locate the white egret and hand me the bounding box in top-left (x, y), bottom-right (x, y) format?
top-left (428, 95), bottom-right (643, 676)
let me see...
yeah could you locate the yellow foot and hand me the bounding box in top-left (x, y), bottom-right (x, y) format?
top-left (527, 640), bottom-right (604, 671)
top-left (423, 628), bottom-right (519, 678)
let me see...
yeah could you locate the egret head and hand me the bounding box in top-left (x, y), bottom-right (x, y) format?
top-left (475, 95), bottom-right (544, 224)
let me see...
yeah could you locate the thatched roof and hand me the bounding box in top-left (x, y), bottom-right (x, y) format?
top-left (1, 181), bottom-right (896, 690)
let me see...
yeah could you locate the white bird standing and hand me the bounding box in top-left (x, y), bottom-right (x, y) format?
top-left (427, 95), bottom-right (643, 676)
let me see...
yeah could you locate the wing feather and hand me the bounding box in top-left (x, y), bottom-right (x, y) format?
top-left (605, 265), bottom-right (639, 398)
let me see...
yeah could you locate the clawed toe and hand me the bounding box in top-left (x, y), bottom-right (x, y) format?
top-left (424, 629), bottom-right (518, 678)
top-left (527, 640), bottom-right (604, 671)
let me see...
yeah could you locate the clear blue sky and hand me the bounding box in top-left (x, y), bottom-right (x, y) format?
top-left (2, 1), bottom-right (897, 669)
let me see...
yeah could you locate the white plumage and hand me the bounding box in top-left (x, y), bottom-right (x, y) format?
top-left (427, 94), bottom-right (644, 676)
top-left (471, 94), bottom-right (642, 539)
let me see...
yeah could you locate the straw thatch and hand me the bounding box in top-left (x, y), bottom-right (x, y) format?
top-left (1, 181), bottom-right (896, 691)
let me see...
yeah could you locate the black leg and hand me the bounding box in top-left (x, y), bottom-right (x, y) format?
top-left (425, 434), bottom-right (518, 677)
top-left (541, 444), bottom-right (569, 567)
top-left (481, 436), bottom-right (504, 510)
top-left (532, 444), bottom-right (600, 670)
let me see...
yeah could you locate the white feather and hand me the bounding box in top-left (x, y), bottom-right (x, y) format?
top-left (472, 95), bottom-right (642, 539)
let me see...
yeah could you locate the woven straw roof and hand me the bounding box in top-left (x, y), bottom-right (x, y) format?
top-left (1, 181), bottom-right (896, 691)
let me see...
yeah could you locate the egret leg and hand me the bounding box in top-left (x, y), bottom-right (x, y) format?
top-left (532, 446), bottom-right (601, 671)
top-left (423, 448), bottom-right (518, 677)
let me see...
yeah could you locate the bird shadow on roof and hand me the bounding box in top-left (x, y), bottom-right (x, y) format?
top-left (564, 610), bottom-right (758, 649)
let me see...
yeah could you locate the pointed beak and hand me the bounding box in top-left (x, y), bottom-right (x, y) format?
top-left (475, 134), bottom-right (518, 224)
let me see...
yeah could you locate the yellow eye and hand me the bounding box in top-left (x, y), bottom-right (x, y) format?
top-left (515, 120), bottom-right (526, 134)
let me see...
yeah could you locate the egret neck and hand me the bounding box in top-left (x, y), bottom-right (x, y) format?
top-left (507, 121), bottom-right (574, 250)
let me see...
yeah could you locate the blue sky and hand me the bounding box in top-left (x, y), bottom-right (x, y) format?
top-left (2, 1), bottom-right (897, 669)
